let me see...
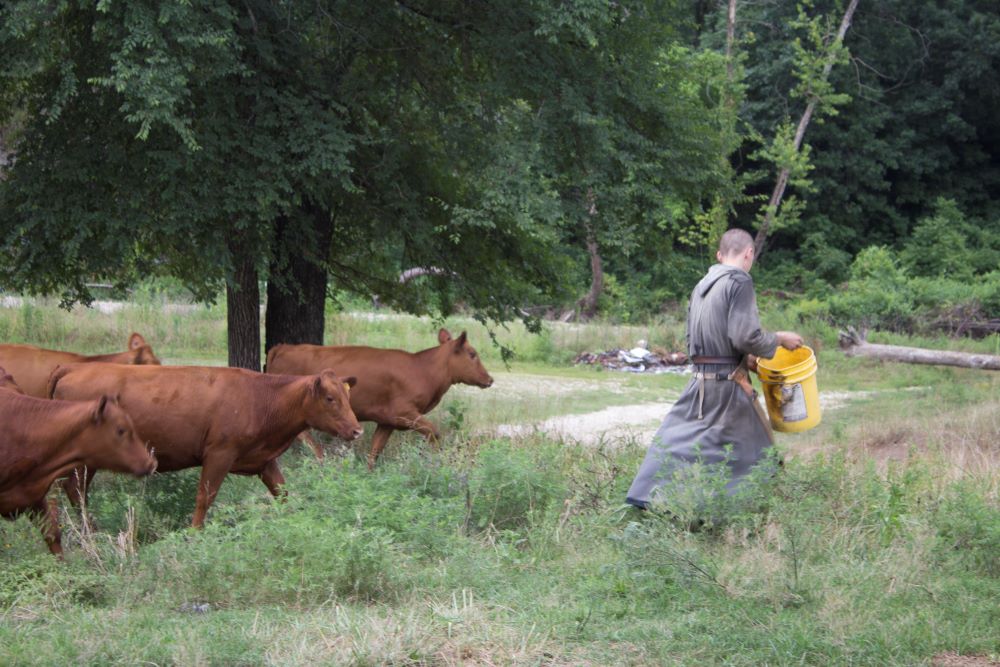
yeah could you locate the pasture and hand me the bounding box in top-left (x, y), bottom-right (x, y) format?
top-left (0, 299), bottom-right (998, 666)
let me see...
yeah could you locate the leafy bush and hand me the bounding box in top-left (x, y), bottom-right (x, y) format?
top-left (901, 198), bottom-right (975, 281)
top-left (827, 246), bottom-right (915, 331)
top-left (86, 469), bottom-right (204, 541)
top-left (140, 505), bottom-right (404, 605)
top-left (642, 448), bottom-right (780, 531)
top-left (933, 485), bottom-right (1000, 577)
top-left (468, 441), bottom-right (564, 532)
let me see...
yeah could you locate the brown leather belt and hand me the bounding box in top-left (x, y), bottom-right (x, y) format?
top-left (691, 355), bottom-right (741, 365)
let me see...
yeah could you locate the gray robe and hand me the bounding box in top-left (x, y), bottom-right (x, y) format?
top-left (626, 264), bottom-right (778, 509)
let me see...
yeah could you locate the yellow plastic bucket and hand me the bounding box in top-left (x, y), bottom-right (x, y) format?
top-left (756, 346), bottom-right (821, 433)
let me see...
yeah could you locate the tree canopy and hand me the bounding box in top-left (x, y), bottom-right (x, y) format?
top-left (1, 0), bottom-right (998, 344)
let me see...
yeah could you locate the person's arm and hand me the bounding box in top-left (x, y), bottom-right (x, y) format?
top-left (727, 278), bottom-right (779, 358)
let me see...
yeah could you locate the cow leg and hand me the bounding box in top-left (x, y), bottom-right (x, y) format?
top-left (29, 498), bottom-right (63, 557)
top-left (191, 453), bottom-right (237, 529)
top-left (297, 429), bottom-right (325, 461)
top-left (259, 459), bottom-right (287, 500)
top-left (411, 416), bottom-right (441, 451)
top-left (367, 424), bottom-right (396, 470)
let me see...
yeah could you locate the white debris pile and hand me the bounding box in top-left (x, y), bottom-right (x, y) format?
top-left (574, 340), bottom-right (690, 374)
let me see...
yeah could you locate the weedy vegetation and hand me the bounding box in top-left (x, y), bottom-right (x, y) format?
top-left (0, 302), bottom-right (997, 665)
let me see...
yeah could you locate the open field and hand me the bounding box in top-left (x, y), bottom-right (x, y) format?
top-left (1, 301), bottom-right (998, 666)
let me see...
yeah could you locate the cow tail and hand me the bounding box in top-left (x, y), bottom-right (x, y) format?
top-left (46, 364), bottom-right (72, 399)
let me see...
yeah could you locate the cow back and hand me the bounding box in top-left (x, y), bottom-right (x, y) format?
top-left (48, 363), bottom-right (358, 473)
top-left (0, 333), bottom-right (159, 398)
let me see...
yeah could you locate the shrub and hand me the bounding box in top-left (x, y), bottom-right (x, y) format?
top-left (828, 246), bottom-right (915, 331)
top-left (468, 441), bottom-right (564, 532)
top-left (933, 485), bottom-right (1000, 577)
top-left (901, 198), bottom-right (974, 281)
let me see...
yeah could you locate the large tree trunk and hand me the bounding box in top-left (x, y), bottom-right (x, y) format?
top-left (754, 0), bottom-right (860, 258)
top-left (226, 238), bottom-right (261, 371)
top-left (839, 328), bottom-right (1000, 371)
top-left (264, 203), bottom-right (334, 356)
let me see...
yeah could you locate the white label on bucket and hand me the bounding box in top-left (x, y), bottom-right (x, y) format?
top-left (781, 383), bottom-right (808, 422)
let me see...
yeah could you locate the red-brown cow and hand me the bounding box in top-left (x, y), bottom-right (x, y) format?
top-left (0, 366), bottom-right (24, 394)
top-left (49, 364), bottom-right (362, 527)
top-left (265, 328), bottom-right (494, 468)
top-left (0, 392), bottom-right (156, 555)
top-left (0, 333), bottom-right (160, 398)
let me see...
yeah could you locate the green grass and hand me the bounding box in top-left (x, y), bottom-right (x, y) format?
top-left (1, 300), bottom-right (998, 665)
top-left (0, 294), bottom-right (686, 367)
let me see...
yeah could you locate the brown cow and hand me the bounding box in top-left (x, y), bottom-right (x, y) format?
top-left (0, 333), bottom-right (160, 397)
top-left (265, 328), bottom-right (494, 468)
top-left (49, 364), bottom-right (362, 527)
top-left (0, 392), bottom-right (156, 555)
top-left (0, 366), bottom-right (24, 394)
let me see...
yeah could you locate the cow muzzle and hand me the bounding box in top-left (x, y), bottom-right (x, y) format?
top-left (137, 457), bottom-right (158, 477)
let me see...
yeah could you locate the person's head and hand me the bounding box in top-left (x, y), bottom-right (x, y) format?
top-left (717, 229), bottom-right (755, 272)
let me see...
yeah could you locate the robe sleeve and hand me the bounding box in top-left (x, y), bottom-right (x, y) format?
top-left (727, 277), bottom-right (778, 358)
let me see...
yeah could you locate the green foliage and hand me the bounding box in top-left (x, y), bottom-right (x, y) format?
top-left (934, 485), bottom-right (1000, 578)
top-left (902, 199), bottom-right (975, 281)
top-left (468, 442), bottom-right (564, 532)
top-left (828, 246), bottom-right (915, 330)
top-left (88, 469), bottom-right (203, 541)
top-left (820, 244), bottom-right (1000, 332)
top-left (728, 0), bottom-right (1000, 280)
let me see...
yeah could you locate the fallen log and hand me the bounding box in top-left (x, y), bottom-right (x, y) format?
top-left (839, 327), bottom-right (1000, 371)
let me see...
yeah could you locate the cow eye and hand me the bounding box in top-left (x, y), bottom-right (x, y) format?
top-left (470, 352), bottom-right (477, 359)
top-left (326, 395), bottom-right (334, 403)
top-left (117, 427), bottom-right (126, 437)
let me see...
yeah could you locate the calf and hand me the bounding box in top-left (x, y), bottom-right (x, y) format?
top-left (0, 392), bottom-right (156, 555)
top-left (0, 333), bottom-right (159, 397)
top-left (0, 366), bottom-right (24, 394)
top-left (49, 364), bottom-right (362, 527)
top-left (265, 328), bottom-right (493, 468)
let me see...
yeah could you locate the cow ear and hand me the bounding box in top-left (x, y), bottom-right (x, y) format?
top-left (312, 375), bottom-right (323, 396)
top-left (93, 395), bottom-right (109, 424)
top-left (343, 376), bottom-right (357, 389)
top-left (454, 331), bottom-right (468, 351)
top-left (129, 333), bottom-right (147, 350)
top-left (438, 328), bottom-right (452, 344)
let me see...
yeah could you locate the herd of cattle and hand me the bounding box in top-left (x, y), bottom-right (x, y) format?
top-left (0, 329), bottom-right (494, 555)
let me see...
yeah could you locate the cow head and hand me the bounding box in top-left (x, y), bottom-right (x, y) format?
top-left (438, 328), bottom-right (494, 388)
top-left (304, 369), bottom-right (364, 441)
top-left (0, 366), bottom-right (24, 394)
top-left (128, 333), bottom-right (161, 365)
top-left (87, 396), bottom-right (157, 477)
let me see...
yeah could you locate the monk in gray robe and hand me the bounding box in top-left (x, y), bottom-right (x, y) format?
top-left (626, 229), bottom-right (803, 510)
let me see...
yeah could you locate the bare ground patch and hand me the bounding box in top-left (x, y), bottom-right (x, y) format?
top-left (493, 388), bottom-right (877, 447)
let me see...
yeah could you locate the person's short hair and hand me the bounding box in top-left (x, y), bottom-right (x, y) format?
top-left (718, 228), bottom-right (754, 257)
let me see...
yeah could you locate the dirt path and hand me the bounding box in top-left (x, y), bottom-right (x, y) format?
top-left (494, 389), bottom-right (876, 446)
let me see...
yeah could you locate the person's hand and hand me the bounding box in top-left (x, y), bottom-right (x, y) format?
top-left (776, 331), bottom-right (804, 350)
top-left (747, 354), bottom-right (759, 373)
